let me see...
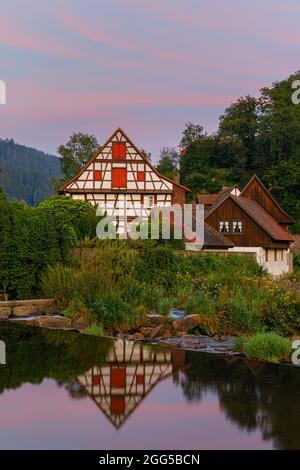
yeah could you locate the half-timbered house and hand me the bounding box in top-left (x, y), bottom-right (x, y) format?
top-left (60, 128), bottom-right (189, 233)
top-left (76, 340), bottom-right (186, 429)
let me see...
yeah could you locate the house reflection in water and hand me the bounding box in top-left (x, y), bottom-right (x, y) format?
top-left (77, 340), bottom-right (186, 429)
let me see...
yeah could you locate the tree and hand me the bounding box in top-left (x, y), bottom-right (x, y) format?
top-left (156, 147), bottom-right (180, 179)
top-left (180, 122), bottom-right (206, 149)
top-left (36, 195), bottom-right (99, 239)
top-left (218, 96), bottom-right (260, 179)
top-left (58, 132), bottom-right (99, 179)
top-left (140, 148), bottom-right (152, 161)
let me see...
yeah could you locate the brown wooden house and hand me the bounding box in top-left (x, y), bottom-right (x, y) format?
top-left (198, 175), bottom-right (294, 275)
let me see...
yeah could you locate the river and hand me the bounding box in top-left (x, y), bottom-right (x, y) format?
top-left (0, 322), bottom-right (299, 450)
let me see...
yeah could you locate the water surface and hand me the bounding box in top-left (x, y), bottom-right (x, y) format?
top-left (0, 322), bottom-right (299, 450)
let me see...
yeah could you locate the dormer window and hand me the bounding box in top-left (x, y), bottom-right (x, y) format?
top-left (233, 221), bottom-right (243, 233)
top-left (219, 221), bottom-right (229, 233)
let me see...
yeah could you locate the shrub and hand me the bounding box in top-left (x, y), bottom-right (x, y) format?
top-left (82, 324), bottom-right (105, 337)
top-left (158, 297), bottom-right (176, 316)
top-left (236, 333), bottom-right (292, 362)
top-left (42, 264), bottom-right (76, 306)
top-left (87, 293), bottom-right (132, 329)
top-left (36, 195), bottom-right (98, 239)
top-left (137, 246), bottom-right (178, 292)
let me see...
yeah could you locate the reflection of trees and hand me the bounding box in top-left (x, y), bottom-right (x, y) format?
top-left (178, 352), bottom-right (300, 449)
top-left (0, 322), bottom-right (112, 394)
top-left (57, 380), bottom-right (88, 400)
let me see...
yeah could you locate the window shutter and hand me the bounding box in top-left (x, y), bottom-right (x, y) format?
top-left (137, 171), bottom-right (145, 182)
top-left (112, 143), bottom-right (126, 159)
top-left (112, 168), bottom-right (127, 187)
top-left (94, 170), bottom-right (102, 181)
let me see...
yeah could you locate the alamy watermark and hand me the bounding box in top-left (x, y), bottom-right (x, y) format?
top-left (291, 340), bottom-right (300, 365)
top-left (96, 203), bottom-right (204, 247)
top-left (0, 340), bottom-right (6, 365)
top-left (0, 80), bottom-right (6, 105)
top-left (292, 80), bottom-right (300, 105)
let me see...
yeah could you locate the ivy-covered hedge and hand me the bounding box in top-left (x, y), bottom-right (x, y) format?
top-left (0, 193), bottom-right (98, 299)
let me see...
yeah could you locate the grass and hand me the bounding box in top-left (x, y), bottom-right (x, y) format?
top-left (42, 242), bottom-right (300, 337)
top-left (82, 324), bottom-right (105, 337)
top-left (234, 333), bottom-right (292, 362)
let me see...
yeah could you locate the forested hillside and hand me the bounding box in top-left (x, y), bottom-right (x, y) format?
top-left (0, 139), bottom-right (61, 206)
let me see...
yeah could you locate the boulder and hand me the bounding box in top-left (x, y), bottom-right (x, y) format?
top-left (12, 306), bottom-right (44, 317)
top-left (133, 332), bottom-right (144, 340)
top-left (0, 307), bottom-right (11, 317)
top-left (71, 316), bottom-right (90, 330)
top-left (140, 327), bottom-right (155, 338)
top-left (178, 341), bottom-right (199, 350)
top-left (172, 314), bottom-right (202, 331)
top-left (159, 340), bottom-right (177, 348)
top-left (0, 314), bottom-right (9, 321)
top-left (161, 330), bottom-right (172, 339)
top-left (147, 315), bottom-right (167, 326)
top-left (37, 316), bottom-right (72, 329)
top-left (148, 324), bottom-right (165, 339)
top-left (19, 319), bottom-right (40, 327)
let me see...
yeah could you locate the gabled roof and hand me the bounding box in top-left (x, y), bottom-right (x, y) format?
top-left (240, 175), bottom-right (294, 224)
top-left (197, 186), bottom-right (240, 207)
top-left (203, 223), bottom-right (235, 248)
top-left (206, 193), bottom-right (294, 242)
top-left (60, 127), bottom-right (190, 193)
top-left (197, 194), bottom-right (220, 205)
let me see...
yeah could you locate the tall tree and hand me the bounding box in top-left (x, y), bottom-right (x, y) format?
top-left (58, 132), bottom-right (99, 179)
top-left (156, 147), bottom-right (180, 179)
top-left (218, 96), bottom-right (260, 180)
top-left (180, 122), bottom-right (206, 149)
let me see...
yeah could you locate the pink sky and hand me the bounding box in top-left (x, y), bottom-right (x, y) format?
top-left (0, 0), bottom-right (299, 158)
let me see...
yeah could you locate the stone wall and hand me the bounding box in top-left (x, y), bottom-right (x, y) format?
top-left (0, 299), bottom-right (55, 318)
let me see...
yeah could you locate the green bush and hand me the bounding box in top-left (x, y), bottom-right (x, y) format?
top-left (82, 324), bottom-right (105, 337)
top-left (36, 195), bottom-right (98, 239)
top-left (0, 194), bottom-right (69, 299)
top-left (87, 294), bottom-right (131, 329)
top-left (235, 333), bottom-right (292, 362)
top-left (158, 297), bottom-right (176, 316)
top-left (42, 243), bottom-right (300, 336)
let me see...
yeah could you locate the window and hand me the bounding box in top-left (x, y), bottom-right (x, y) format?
top-left (92, 375), bottom-right (100, 386)
top-left (111, 368), bottom-right (126, 388)
top-left (265, 248), bottom-right (269, 262)
top-left (137, 171), bottom-right (145, 182)
top-left (281, 249), bottom-right (284, 262)
top-left (111, 396), bottom-right (125, 415)
top-left (136, 375), bottom-right (145, 385)
top-left (112, 142), bottom-right (126, 159)
top-left (274, 249), bottom-right (278, 262)
top-left (112, 168), bottom-right (127, 187)
top-left (219, 221), bottom-right (229, 233)
top-left (232, 221), bottom-right (243, 233)
top-left (94, 170), bottom-right (102, 181)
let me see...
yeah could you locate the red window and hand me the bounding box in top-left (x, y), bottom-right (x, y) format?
top-left (94, 170), bottom-right (102, 181)
top-left (112, 143), bottom-right (126, 159)
top-left (111, 396), bottom-right (125, 415)
top-left (111, 368), bottom-right (126, 388)
top-left (136, 374), bottom-right (145, 385)
top-left (92, 375), bottom-right (100, 386)
top-left (137, 171), bottom-right (145, 182)
top-left (112, 168), bottom-right (127, 187)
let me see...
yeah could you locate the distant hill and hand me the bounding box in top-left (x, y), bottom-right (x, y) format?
top-left (0, 138), bottom-right (61, 206)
